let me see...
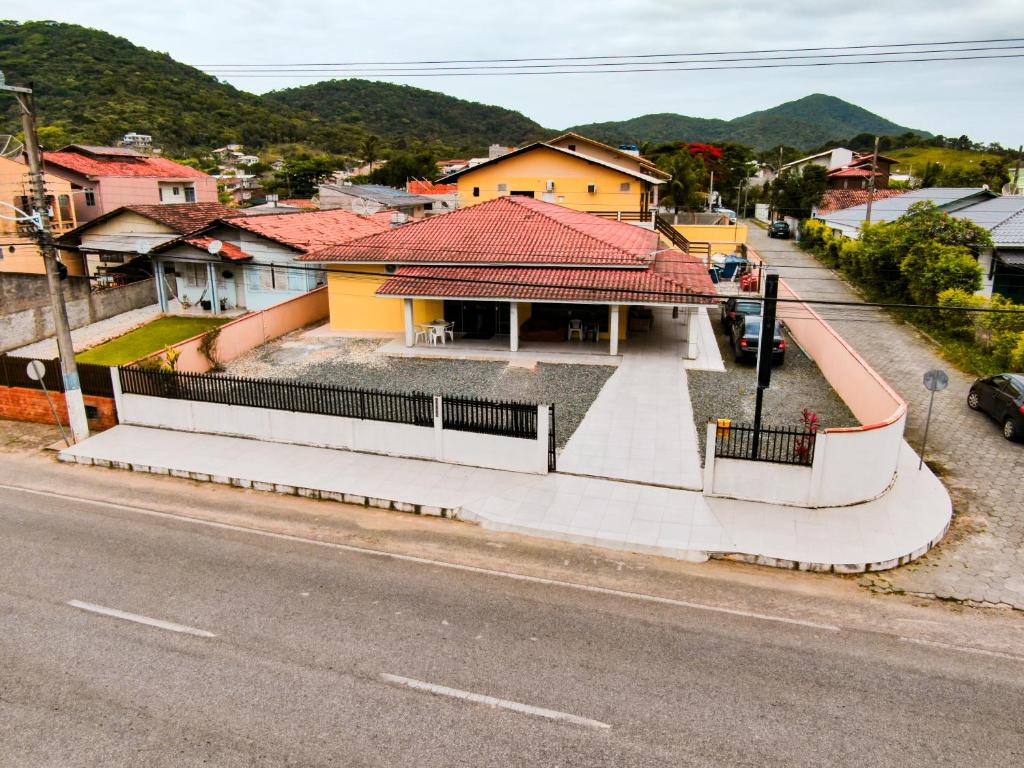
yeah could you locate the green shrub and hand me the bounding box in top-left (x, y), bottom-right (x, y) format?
top-left (901, 243), bottom-right (982, 305)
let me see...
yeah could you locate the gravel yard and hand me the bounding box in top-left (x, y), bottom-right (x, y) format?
top-left (688, 317), bottom-right (856, 458)
top-left (224, 332), bottom-right (615, 447)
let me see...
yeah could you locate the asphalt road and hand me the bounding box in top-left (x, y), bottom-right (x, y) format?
top-left (1, 474), bottom-right (1023, 767)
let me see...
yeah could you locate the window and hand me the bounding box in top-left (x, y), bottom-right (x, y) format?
top-left (287, 268), bottom-right (305, 291)
top-left (84, 189), bottom-right (96, 206)
top-left (245, 266), bottom-right (261, 292)
top-left (496, 183), bottom-right (508, 193)
top-left (172, 186), bottom-right (180, 195)
top-left (472, 187), bottom-right (480, 197)
top-left (567, 144), bottom-right (576, 152)
top-left (159, 187), bottom-right (164, 202)
top-left (58, 195), bottom-right (72, 222)
top-left (184, 186), bottom-right (196, 203)
top-left (620, 182), bottom-right (631, 192)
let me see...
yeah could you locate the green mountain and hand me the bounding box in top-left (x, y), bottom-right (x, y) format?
top-left (568, 94), bottom-right (929, 150)
top-left (265, 79), bottom-right (549, 150)
top-left (0, 20), bottom-right (326, 152)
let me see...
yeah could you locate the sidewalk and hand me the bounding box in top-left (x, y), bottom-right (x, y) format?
top-left (60, 425), bottom-right (951, 572)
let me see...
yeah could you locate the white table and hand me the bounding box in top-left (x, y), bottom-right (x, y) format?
top-left (420, 321), bottom-right (451, 345)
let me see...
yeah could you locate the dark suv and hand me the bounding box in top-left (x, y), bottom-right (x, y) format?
top-left (730, 315), bottom-right (786, 364)
top-left (968, 373), bottom-right (1024, 441)
top-left (720, 297), bottom-right (763, 334)
top-left (767, 220), bottom-right (791, 239)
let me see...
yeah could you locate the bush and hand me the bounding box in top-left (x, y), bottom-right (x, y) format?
top-left (901, 243), bottom-right (982, 305)
top-left (935, 289), bottom-right (987, 338)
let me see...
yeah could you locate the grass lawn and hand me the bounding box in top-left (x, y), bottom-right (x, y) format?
top-left (76, 316), bottom-right (231, 366)
top-left (888, 147), bottom-right (1002, 175)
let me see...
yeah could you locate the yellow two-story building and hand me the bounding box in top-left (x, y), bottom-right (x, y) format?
top-left (0, 156), bottom-right (80, 275)
top-left (436, 132), bottom-right (669, 216)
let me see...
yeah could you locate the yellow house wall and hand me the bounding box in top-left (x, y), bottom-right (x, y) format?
top-left (673, 224), bottom-right (748, 254)
top-left (517, 302), bottom-right (532, 327)
top-left (0, 156), bottom-right (80, 274)
top-left (456, 148), bottom-right (649, 212)
top-left (327, 265), bottom-right (442, 331)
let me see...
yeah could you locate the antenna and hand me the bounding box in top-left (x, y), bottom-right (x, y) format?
top-left (0, 134), bottom-right (25, 158)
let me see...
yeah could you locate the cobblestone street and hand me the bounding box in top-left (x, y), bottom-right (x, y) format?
top-left (747, 224), bottom-right (1024, 610)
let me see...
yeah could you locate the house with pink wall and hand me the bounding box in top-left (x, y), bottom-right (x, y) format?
top-left (39, 145), bottom-right (218, 225)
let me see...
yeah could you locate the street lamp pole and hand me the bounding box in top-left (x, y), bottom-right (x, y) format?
top-left (1, 73), bottom-right (89, 442)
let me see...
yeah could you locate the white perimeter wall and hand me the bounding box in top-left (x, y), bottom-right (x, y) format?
top-left (114, 391), bottom-right (549, 475)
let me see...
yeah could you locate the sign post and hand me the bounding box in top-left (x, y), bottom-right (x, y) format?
top-left (920, 369), bottom-right (948, 470)
top-left (26, 359), bottom-right (70, 447)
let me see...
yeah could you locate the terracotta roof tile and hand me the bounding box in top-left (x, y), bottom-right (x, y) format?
top-left (816, 189), bottom-right (906, 215)
top-left (304, 196), bottom-right (660, 265)
top-left (120, 202), bottom-right (237, 233)
top-left (226, 208), bottom-right (390, 252)
top-left (184, 236), bottom-right (252, 262)
top-left (375, 264), bottom-right (716, 305)
top-left (43, 149), bottom-right (210, 179)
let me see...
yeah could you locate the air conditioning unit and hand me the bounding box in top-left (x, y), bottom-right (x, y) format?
top-left (587, 183), bottom-right (597, 194)
top-left (545, 180), bottom-right (555, 192)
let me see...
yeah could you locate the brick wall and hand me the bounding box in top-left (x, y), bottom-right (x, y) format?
top-left (0, 386), bottom-right (117, 431)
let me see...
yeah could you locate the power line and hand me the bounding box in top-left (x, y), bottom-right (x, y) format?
top-left (195, 37), bottom-right (1024, 67)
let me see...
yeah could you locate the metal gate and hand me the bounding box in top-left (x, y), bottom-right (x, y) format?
top-left (548, 403), bottom-right (557, 471)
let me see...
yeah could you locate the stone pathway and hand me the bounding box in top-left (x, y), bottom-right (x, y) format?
top-left (11, 304), bottom-right (162, 359)
top-left (557, 308), bottom-right (705, 489)
top-left (746, 224), bottom-right (1024, 610)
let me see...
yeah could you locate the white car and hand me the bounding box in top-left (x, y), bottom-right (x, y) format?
top-left (713, 207), bottom-right (737, 223)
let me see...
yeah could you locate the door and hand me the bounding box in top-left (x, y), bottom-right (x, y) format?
top-left (982, 375), bottom-right (1007, 415)
top-left (994, 377), bottom-right (1022, 421)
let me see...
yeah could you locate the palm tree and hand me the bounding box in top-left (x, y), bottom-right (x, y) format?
top-left (361, 135), bottom-right (380, 173)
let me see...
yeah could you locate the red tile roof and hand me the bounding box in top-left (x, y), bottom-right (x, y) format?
top-left (407, 180), bottom-right (458, 195)
top-left (43, 147), bottom-right (210, 179)
top-left (816, 189), bottom-right (907, 215)
top-left (226, 208), bottom-right (391, 253)
top-left (184, 236), bottom-right (252, 262)
top-left (828, 167), bottom-right (883, 178)
top-left (277, 198), bottom-right (317, 209)
top-left (121, 202), bottom-right (237, 232)
top-left (303, 196), bottom-right (660, 265)
top-left (375, 265), bottom-right (716, 305)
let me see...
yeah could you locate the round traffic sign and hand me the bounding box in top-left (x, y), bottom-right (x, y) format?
top-left (25, 359), bottom-right (46, 381)
top-left (923, 369), bottom-right (949, 392)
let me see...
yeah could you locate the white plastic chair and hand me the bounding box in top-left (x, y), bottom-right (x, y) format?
top-left (567, 318), bottom-right (584, 341)
top-left (414, 328), bottom-right (429, 345)
top-left (444, 322), bottom-right (455, 342)
top-left (430, 325), bottom-right (446, 345)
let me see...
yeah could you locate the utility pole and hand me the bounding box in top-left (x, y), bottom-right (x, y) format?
top-left (1, 74), bottom-right (89, 442)
top-left (751, 272), bottom-right (779, 461)
top-left (707, 171), bottom-right (715, 211)
top-left (1013, 145), bottom-right (1022, 193)
top-left (864, 135), bottom-right (880, 225)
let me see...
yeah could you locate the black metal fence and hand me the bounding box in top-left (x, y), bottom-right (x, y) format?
top-left (713, 422), bottom-right (817, 467)
top-left (119, 367), bottom-right (546, 441)
top-left (0, 354), bottom-right (114, 398)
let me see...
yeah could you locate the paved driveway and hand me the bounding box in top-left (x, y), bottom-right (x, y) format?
top-left (747, 224), bottom-right (1024, 609)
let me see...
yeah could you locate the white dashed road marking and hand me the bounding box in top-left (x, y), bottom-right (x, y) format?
top-left (67, 600), bottom-right (216, 638)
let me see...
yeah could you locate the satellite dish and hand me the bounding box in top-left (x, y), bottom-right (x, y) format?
top-left (207, 239), bottom-right (223, 255)
top-left (1001, 183), bottom-right (1022, 196)
top-left (0, 134), bottom-right (24, 158)
top-left (134, 238), bottom-right (151, 255)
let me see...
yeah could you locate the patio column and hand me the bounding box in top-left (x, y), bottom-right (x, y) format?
top-left (609, 305), bottom-right (620, 356)
top-left (403, 298), bottom-right (415, 347)
top-left (206, 262), bottom-right (220, 315)
top-left (509, 302), bottom-right (519, 352)
top-left (686, 307), bottom-right (700, 360)
top-left (153, 257), bottom-right (169, 313)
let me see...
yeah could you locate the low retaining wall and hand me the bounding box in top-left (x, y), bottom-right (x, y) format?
top-left (0, 386), bottom-right (117, 431)
top-left (704, 248), bottom-right (909, 508)
top-left (672, 224), bottom-right (748, 254)
top-left (0, 274), bottom-right (157, 352)
top-left (152, 287), bottom-right (329, 372)
top-left (113, 383), bottom-right (550, 475)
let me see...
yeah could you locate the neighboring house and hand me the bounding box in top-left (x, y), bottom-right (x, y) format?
top-left (814, 189), bottom-right (909, 216)
top-left (235, 155), bottom-right (261, 167)
top-left (406, 180), bottom-right (459, 214)
top-left (242, 198), bottom-right (317, 215)
top-left (783, 147), bottom-right (855, 175)
top-left (299, 196), bottom-right (714, 354)
top-left (820, 187), bottom-right (996, 238)
top-left (436, 135), bottom-right (668, 215)
top-left (318, 183), bottom-right (436, 219)
top-left (950, 195), bottom-right (1024, 301)
top-left (121, 132), bottom-right (153, 150)
top-left (0, 155), bottom-right (79, 275)
top-left (782, 147), bottom-right (897, 190)
top-left (212, 145), bottom-right (244, 157)
top-left (150, 208), bottom-right (390, 313)
top-left (60, 202), bottom-right (236, 280)
top-left (39, 145), bottom-right (218, 225)
top-left (437, 159), bottom-right (469, 175)
top-left (217, 172), bottom-right (263, 206)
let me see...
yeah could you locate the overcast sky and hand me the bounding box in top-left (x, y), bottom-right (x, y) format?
top-left (4, 0), bottom-right (1023, 145)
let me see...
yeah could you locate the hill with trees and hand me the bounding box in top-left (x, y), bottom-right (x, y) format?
top-left (568, 94), bottom-right (928, 150)
top-left (265, 80), bottom-right (549, 151)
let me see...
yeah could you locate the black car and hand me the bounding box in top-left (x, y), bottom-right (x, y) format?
top-left (720, 297), bottom-right (763, 334)
top-left (767, 220), bottom-right (791, 239)
top-left (968, 373), bottom-right (1024, 441)
top-left (730, 315), bottom-right (786, 364)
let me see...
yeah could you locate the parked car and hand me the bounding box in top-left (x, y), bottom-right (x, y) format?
top-left (714, 207), bottom-right (737, 223)
top-left (767, 220), bottom-right (791, 239)
top-left (730, 315), bottom-right (786, 364)
top-left (967, 373), bottom-right (1024, 441)
top-left (720, 297), bottom-right (763, 334)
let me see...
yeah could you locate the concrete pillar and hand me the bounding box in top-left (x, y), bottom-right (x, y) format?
top-left (609, 305), bottom-right (620, 356)
top-left (509, 302), bottom-right (519, 352)
top-left (153, 257), bottom-right (169, 313)
top-left (206, 262), bottom-right (220, 315)
top-left (403, 298), bottom-right (415, 347)
top-left (685, 307), bottom-right (700, 360)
